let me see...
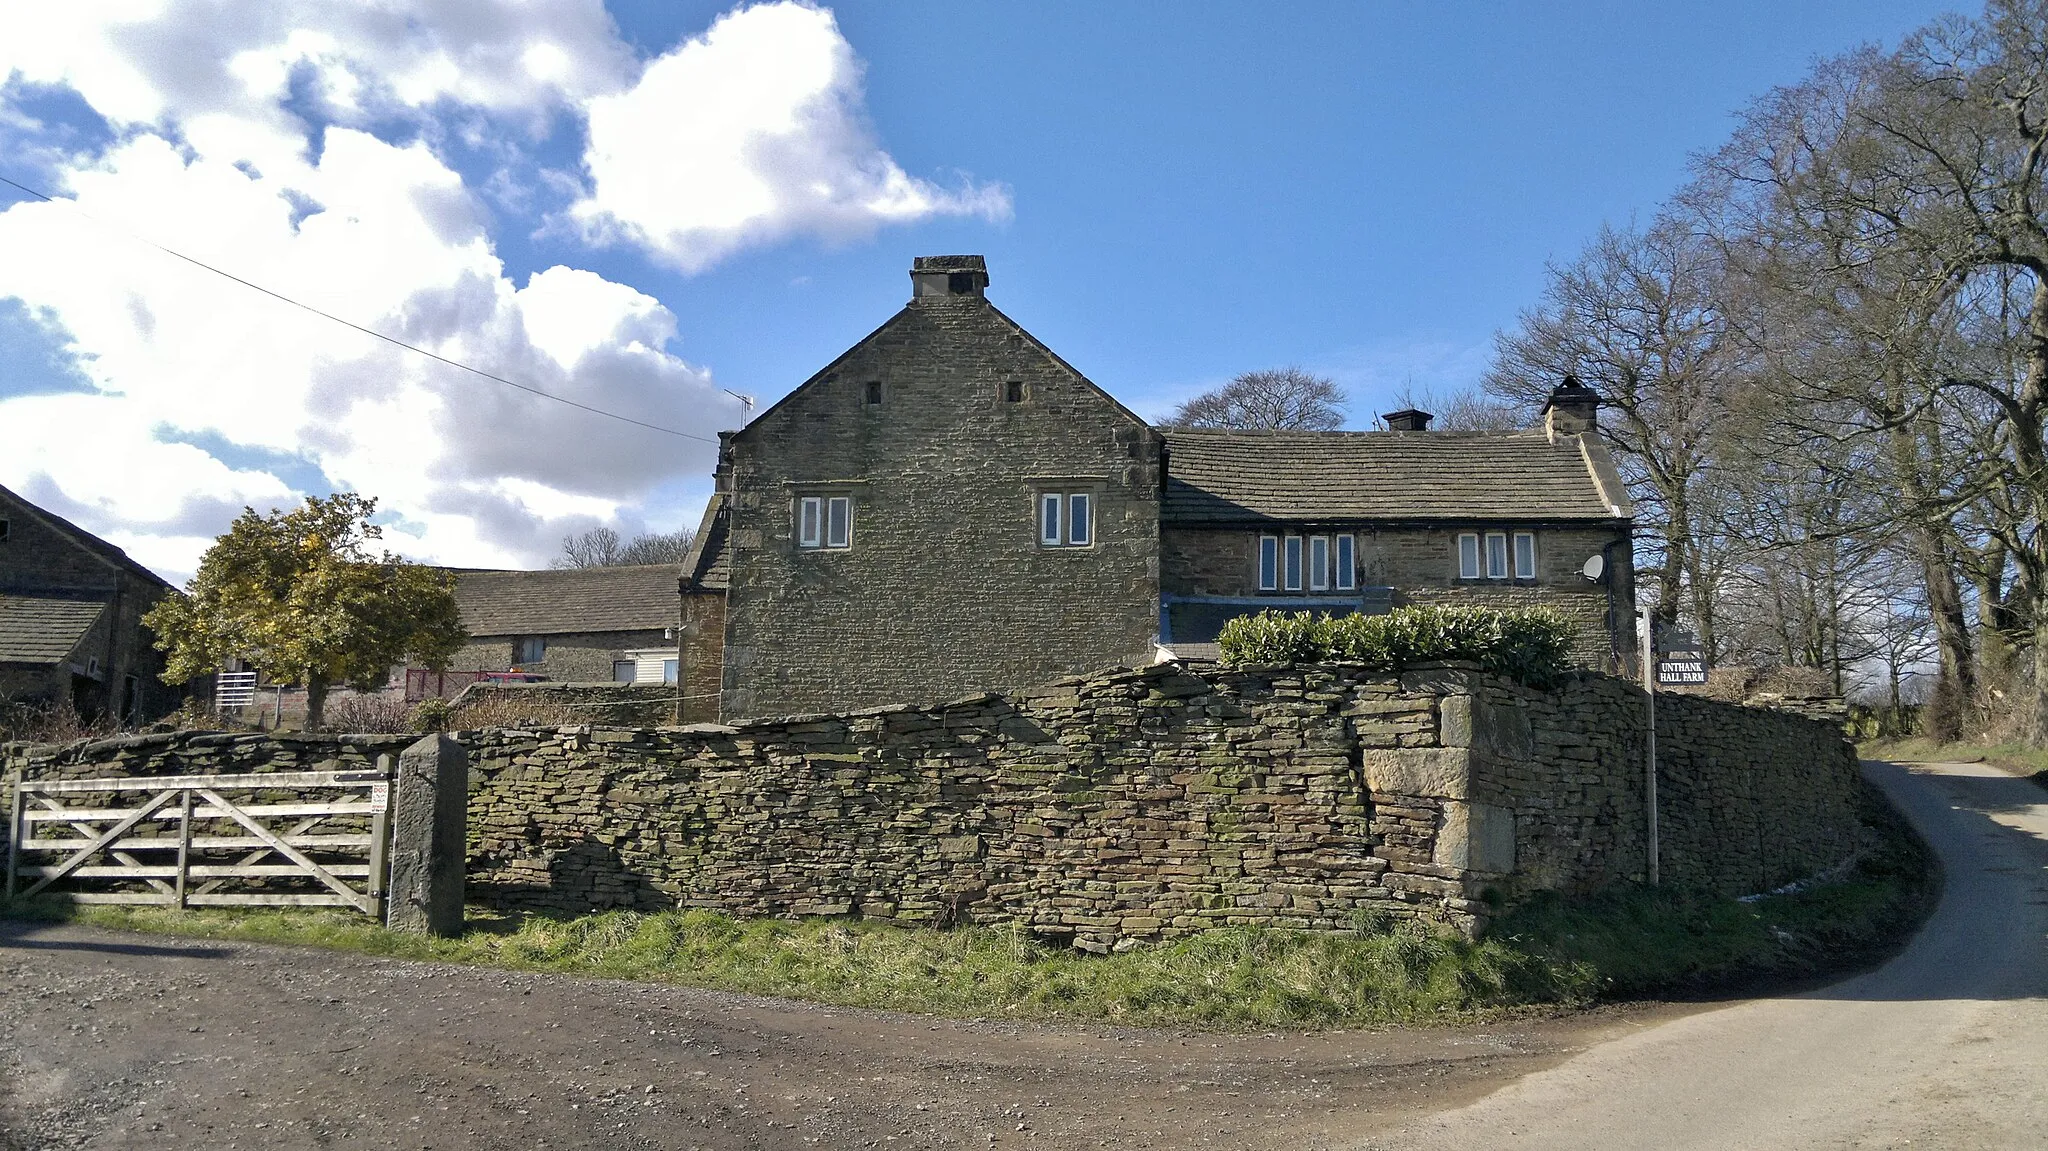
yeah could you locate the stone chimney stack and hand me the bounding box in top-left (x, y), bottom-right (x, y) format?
top-left (1381, 408), bottom-right (1433, 432)
top-left (1543, 376), bottom-right (1601, 442)
top-left (910, 254), bottom-right (989, 299)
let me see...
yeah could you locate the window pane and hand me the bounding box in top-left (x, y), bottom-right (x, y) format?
top-left (1068, 493), bottom-right (1092, 545)
top-left (613, 660), bottom-right (635, 683)
top-left (1284, 536), bottom-right (1303, 591)
top-left (1486, 533), bottom-right (1508, 578)
top-left (1259, 536), bottom-right (1278, 591)
top-left (1459, 534), bottom-right (1480, 579)
top-left (1040, 493), bottom-right (1061, 545)
top-left (1308, 536), bottom-right (1329, 591)
top-left (1335, 535), bottom-right (1355, 590)
top-left (1514, 532), bottom-right (1536, 579)
top-left (799, 497), bottom-right (821, 548)
top-left (663, 659), bottom-right (679, 684)
top-left (827, 497), bottom-right (851, 548)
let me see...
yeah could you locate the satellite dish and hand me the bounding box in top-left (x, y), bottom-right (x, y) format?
top-left (1581, 554), bottom-right (1606, 582)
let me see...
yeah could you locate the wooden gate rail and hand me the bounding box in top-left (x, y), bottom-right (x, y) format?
top-left (6, 767), bottom-right (393, 915)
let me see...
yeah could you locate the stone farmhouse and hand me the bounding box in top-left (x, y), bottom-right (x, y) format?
top-left (0, 483), bottom-right (179, 723)
top-left (451, 566), bottom-right (681, 685)
top-left (680, 256), bottom-right (1636, 722)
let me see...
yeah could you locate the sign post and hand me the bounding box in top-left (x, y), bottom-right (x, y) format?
top-left (1637, 606), bottom-right (1658, 887)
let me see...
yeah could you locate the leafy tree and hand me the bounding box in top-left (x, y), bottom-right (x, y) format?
top-left (145, 494), bottom-right (463, 731)
top-left (1166, 367), bottom-right (1347, 430)
top-left (553, 526), bottom-right (695, 568)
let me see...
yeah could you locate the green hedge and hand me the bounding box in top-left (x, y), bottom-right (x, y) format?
top-left (1214, 604), bottom-right (1578, 686)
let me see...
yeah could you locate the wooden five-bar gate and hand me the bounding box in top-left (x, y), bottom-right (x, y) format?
top-left (6, 765), bottom-right (394, 913)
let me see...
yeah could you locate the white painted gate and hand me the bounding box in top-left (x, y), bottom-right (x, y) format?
top-left (6, 766), bottom-right (393, 914)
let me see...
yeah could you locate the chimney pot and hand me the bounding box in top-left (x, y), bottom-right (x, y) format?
top-left (1381, 408), bottom-right (1434, 432)
top-left (910, 254), bottom-right (989, 299)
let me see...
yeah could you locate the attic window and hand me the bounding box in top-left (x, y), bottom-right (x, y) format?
top-left (948, 272), bottom-right (977, 294)
top-left (799, 495), bottom-right (853, 550)
top-left (1005, 380), bottom-right (1024, 403)
top-left (1038, 491), bottom-right (1093, 547)
top-left (864, 381), bottom-right (883, 405)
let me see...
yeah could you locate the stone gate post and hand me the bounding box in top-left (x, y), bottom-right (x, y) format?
top-left (386, 733), bottom-right (466, 936)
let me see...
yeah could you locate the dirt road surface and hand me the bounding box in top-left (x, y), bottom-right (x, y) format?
top-left (1364, 759), bottom-right (2048, 1150)
top-left (0, 920), bottom-right (1649, 1149)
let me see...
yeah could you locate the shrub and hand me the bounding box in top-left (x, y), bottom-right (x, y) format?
top-left (409, 697), bottom-right (454, 733)
top-left (0, 695), bottom-right (116, 744)
top-left (1217, 604), bottom-right (1578, 686)
top-left (447, 690), bottom-right (584, 730)
top-left (321, 690), bottom-right (416, 734)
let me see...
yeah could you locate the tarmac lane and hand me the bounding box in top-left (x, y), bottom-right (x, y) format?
top-left (1360, 758), bottom-right (2048, 1151)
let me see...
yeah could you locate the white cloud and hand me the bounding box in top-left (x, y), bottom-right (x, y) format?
top-left (0, 127), bottom-right (735, 576)
top-left (566, 2), bottom-right (1010, 272)
top-left (0, 1), bottom-right (993, 576)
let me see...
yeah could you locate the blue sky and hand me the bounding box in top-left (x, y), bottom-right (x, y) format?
top-left (0, 1), bottom-right (1956, 577)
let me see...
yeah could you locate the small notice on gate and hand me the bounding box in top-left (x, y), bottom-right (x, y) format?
top-left (368, 781), bottom-right (390, 813)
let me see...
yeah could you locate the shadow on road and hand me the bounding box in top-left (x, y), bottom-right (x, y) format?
top-left (1790, 758), bottom-right (2047, 1005)
top-left (0, 919), bottom-right (230, 960)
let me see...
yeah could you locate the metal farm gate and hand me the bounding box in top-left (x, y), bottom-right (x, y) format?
top-left (6, 766), bottom-right (394, 913)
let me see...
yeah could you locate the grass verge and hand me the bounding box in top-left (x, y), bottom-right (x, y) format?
top-left (3, 799), bottom-right (1932, 1030)
top-left (1860, 735), bottom-right (2048, 790)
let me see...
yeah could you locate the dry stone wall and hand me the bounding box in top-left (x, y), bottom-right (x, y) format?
top-left (5, 662), bottom-right (1863, 947)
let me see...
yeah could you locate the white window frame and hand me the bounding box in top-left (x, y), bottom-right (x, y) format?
top-left (1458, 533), bottom-right (1481, 580)
top-left (1258, 535), bottom-right (1279, 591)
top-left (1513, 531), bottom-right (1537, 580)
top-left (1308, 535), bottom-right (1331, 591)
top-left (798, 497), bottom-right (823, 548)
top-left (826, 496), bottom-right (852, 549)
top-left (797, 495), bottom-right (852, 550)
top-left (1335, 534), bottom-right (1356, 590)
top-left (1485, 532), bottom-right (1509, 579)
top-left (1283, 535), bottom-right (1304, 591)
top-left (1038, 490), bottom-right (1094, 547)
top-left (612, 660), bottom-right (636, 684)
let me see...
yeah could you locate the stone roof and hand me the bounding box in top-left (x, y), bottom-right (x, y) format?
top-left (0, 483), bottom-right (173, 592)
top-left (454, 565), bottom-right (679, 637)
top-left (1160, 429), bottom-right (1631, 524)
top-left (681, 494), bottom-right (731, 592)
top-left (0, 595), bottom-right (105, 664)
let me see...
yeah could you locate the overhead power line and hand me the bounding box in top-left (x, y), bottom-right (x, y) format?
top-left (0, 172), bottom-right (722, 444)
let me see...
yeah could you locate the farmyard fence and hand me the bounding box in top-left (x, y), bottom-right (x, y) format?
top-left (7, 766), bottom-right (393, 912)
top-left (4, 733), bottom-right (467, 936)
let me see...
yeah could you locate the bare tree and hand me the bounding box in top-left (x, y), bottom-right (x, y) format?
top-left (1380, 385), bottom-right (1526, 432)
top-left (618, 530), bottom-right (695, 565)
top-left (1166, 367), bottom-right (1347, 430)
top-left (554, 526), bottom-right (695, 568)
top-left (1485, 221), bottom-right (1741, 650)
top-left (553, 527), bottom-right (623, 569)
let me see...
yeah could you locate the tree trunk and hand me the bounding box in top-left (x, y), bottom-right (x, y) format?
top-left (304, 674), bottom-right (330, 732)
top-left (2016, 277), bottom-right (2048, 746)
top-left (1888, 420), bottom-right (1975, 739)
